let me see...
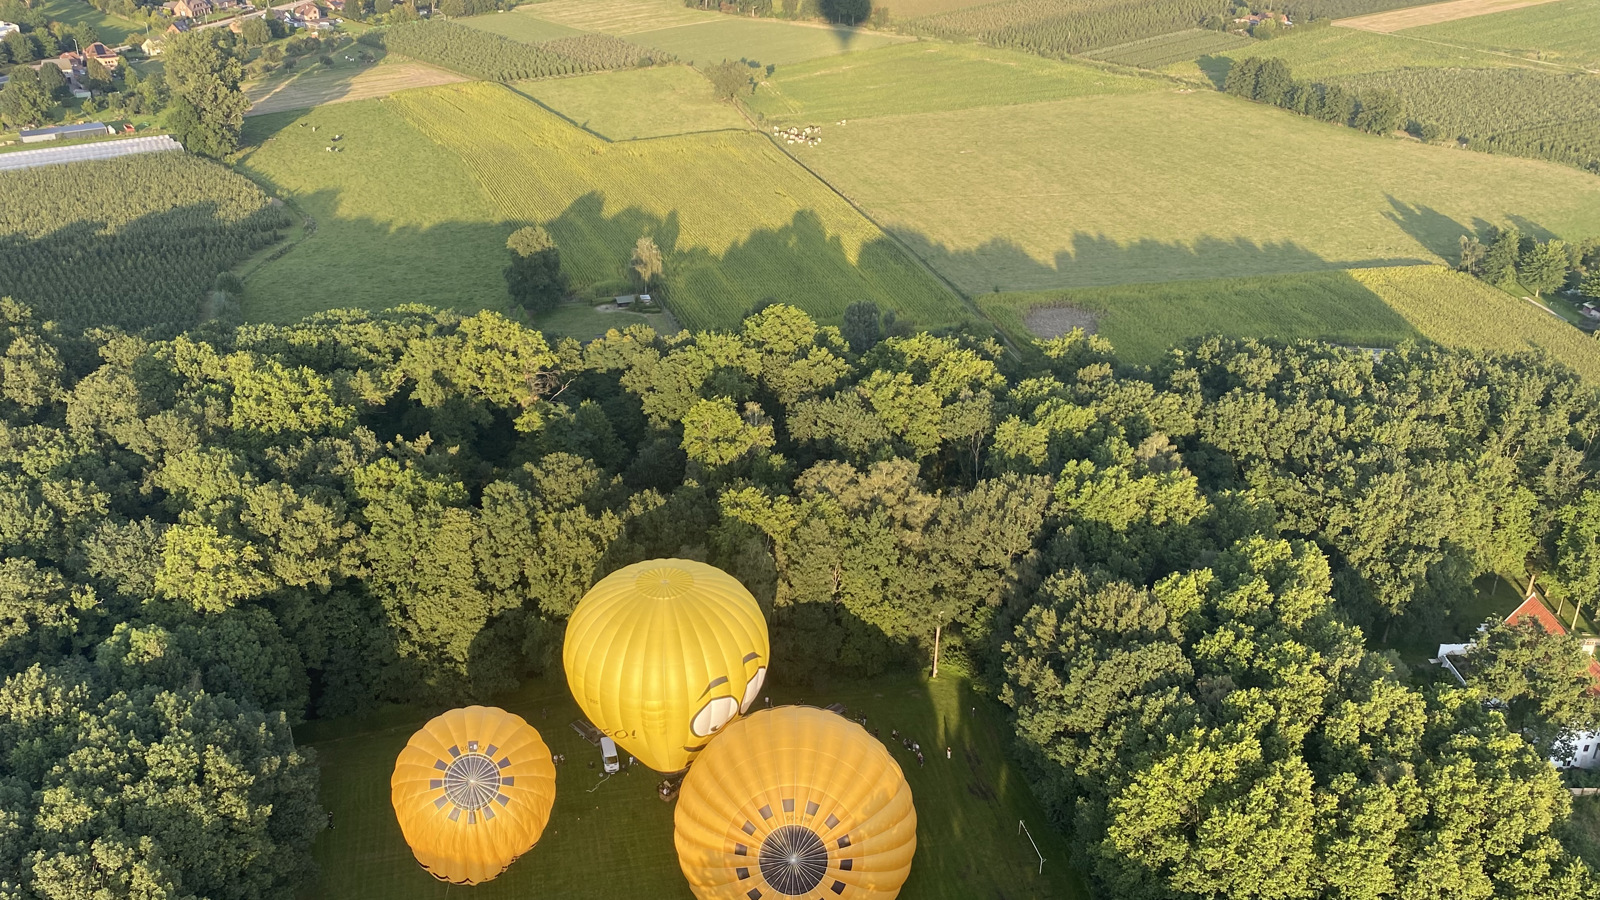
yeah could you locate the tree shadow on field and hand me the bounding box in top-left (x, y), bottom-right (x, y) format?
top-left (1195, 54), bottom-right (1233, 89)
top-left (1382, 196), bottom-right (1558, 257)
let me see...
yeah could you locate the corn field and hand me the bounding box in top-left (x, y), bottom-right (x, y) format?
top-left (378, 21), bottom-right (664, 82)
top-left (0, 154), bottom-right (289, 332)
top-left (912, 0), bottom-right (1231, 58)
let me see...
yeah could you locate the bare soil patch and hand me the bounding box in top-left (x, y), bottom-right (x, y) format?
top-left (1335, 0), bottom-right (1563, 33)
top-left (1023, 304), bottom-right (1098, 338)
top-left (246, 62), bottom-right (469, 116)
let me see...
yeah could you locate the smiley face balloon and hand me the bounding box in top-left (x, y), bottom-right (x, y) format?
top-left (564, 559), bottom-right (770, 773)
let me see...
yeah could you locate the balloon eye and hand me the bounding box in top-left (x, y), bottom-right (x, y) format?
top-left (692, 696), bottom-right (740, 738)
top-left (740, 666), bottom-right (767, 714)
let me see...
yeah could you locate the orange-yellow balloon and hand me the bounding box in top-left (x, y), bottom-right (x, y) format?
top-left (565, 559), bottom-right (769, 773)
top-left (390, 706), bottom-right (556, 885)
top-left (675, 706), bottom-right (917, 899)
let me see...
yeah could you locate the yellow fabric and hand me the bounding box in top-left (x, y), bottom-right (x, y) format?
top-left (390, 706), bottom-right (556, 885)
top-left (675, 706), bottom-right (917, 900)
top-left (564, 558), bottom-right (770, 773)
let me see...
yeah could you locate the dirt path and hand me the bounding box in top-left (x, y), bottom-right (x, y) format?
top-left (246, 61), bottom-right (469, 116)
top-left (1335, 0), bottom-right (1564, 32)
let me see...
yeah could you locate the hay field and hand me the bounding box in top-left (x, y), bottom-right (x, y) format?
top-left (747, 42), bottom-right (1164, 122)
top-left (246, 61), bottom-right (470, 116)
top-left (632, 19), bottom-right (908, 65)
top-left (1400, 0), bottom-right (1600, 68)
top-left (1336, 0), bottom-right (1563, 32)
top-left (981, 266), bottom-right (1600, 382)
top-left (1161, 23), bottom-right (1527, 81)
top-left (780, 90), bottom-right (1600, 296)
top-left (458, 8), bottom-right (591, 43)
top-left (1082, 28), bottom-right (1253, 67)
top-left (514, 66), bottom-right (748, 139)
top-left (515, 0), bottom-right (718, 34)
top-left (390, 82), bottom-right (967, 331)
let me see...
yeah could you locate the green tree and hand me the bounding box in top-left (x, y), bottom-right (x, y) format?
top-left (1520, 239), bottom-right (1570, 298)
top-left (1582, 271), bottom-right (1600, 299)
top-left (504, 224), bottom-right (568, 314)
top-left (819, 0), bottom-right (869, 23)
top-left (84, 56), bottom-right (111, 92)
top-left (1, 65), bottom-right (51, 128)
top-left (1483, 225), bottom-right (1523, 286)
top-left (705, 59), bottom-right (753, 100)
top-left (240, 16), bottom-right (272, 47)
top-left (35, 60), bottom-right (66, 100)
top-left (1465, 618), bottom-right (1600, 758)
top-left (1353, 89), bottom-right (1401, 134)
top-left (841, 300), bottom-right (882, 354)
top-left (162, 31), bottom-right (250, 157)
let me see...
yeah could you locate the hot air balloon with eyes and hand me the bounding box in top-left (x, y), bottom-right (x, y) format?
top-left (390, 706), bottom-right (557, 885)
top-left (564, 558), bottom-right (770, 773)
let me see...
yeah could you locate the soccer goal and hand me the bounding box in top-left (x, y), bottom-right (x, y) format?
top-left (1018, 819), bottom-right (1046, 875)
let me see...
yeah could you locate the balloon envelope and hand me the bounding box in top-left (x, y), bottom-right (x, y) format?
top-left (675, 705), bottom-right (917, 900)
top-left (565, 558), bottom-right (770, 773)
top-left (390, 706), bottom-right (557, 885)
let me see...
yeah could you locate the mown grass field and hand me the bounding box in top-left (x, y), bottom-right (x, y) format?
top-left (633, 19), bottom-right (908, 66)
top-left (514, 65), bottom-right (748, 139)
top-left (236, 99), bottom-right (511, 323)
top-left (529, 302), bottom-right (673, 339)
top-left (459, 8), bottom-right (591, 43)
top-left (510, 0), bottom-right (717, 35)
top-left (390, 81), bottom-right (967, 331)
top-left (747, 42), bottom-right (1163, 122)
top-left (981, 265), bottom-right (1600, 383)
top-left (246, 59), bottom-right (469, 116)
top-left (295, 671), bottom-right (1083, 900)
top-left (1400, 0), bottom-right (1600, 68)
top-left (1162, 24), bottom-right (1529, 82)
top-left (1082, 28), bottom-right (1253, 68)
top-left (36, 0), bottom-right (143, 45)
top-left (784, 90), bottom-right (1600, 296)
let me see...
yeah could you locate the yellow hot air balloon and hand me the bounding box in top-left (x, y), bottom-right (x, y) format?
top-left (674, 706), bottom-right (917, 900)
top-left (564, 558), bottom-right (769, 773)
top-left (390, 706), bottom-right (557, 885)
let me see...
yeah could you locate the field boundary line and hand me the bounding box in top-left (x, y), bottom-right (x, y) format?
top-left (1348, 29), bottom-right (1591, 71)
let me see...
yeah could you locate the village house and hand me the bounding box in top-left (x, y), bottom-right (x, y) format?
top-left (83, 42), bottom-right (120, 70)
top-left (1436, 591), bottom-right (1600, 768)
top-left (170, 0), bottom-right (213, 19)
top-left (293, 2), bottom-right (320, 18)
top-left (165, 19), bottom-right (192, 34)
top-left (140, 37), bottom-right (164, 55)
top-left (0, 20), bottom-right (20, 39)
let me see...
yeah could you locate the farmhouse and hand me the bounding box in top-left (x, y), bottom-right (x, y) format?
top-left (83, 42), bottom-right (120, 70)
top-left (1436, 591), bottom-right (1600, 768)
top-left (19, 122), bottom-right (114, 144)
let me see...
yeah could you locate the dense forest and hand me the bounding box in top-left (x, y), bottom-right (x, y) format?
top-left (2, 292), bottom-right (1600, 897)
top-left (0, 155), bottom-right (289, 332)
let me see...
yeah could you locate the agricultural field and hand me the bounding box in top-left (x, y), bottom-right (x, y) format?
top-left (1335, 0), bottom-right (1564, 32)
top-left (236, 100), bottom-right (511, 324)
top-left (1082, 27), bottom-right (1253, 68)
top-left (514, 66), bottom-right (748, 140)
top-left (630, 19), bottom-right (909, 66)
top-left (911, 0), bottom-right (1234, 58)
top-left (34, 0), bottom-right (143, 45)
top-left (883, 0), bottom-right (1008, 18)
top-left (391, 82), bottom-right (966, 331)
top-left (1161, 24), bottom-right (1527, 82)
top-left (746, 42), bottom-right (1165, 122)
top-left (298, 672), bottom-right (1082, 900)
top-left (459, 8), bottom-right (591, 43)
top-left (1400, 0), bottom-right (1600, 69)
top-left (782, 89), bottom-right (1600, 296)
top-left (380, 21), bottom-right (661, 81)
top-left (508, 0), bottom-right (718, 35)
top-left (246, 60), bottom-right (470, 116)
top-left (0, 153), bottom-right (288, 331)
top-left (981, 265), bottom-right (1600, 383)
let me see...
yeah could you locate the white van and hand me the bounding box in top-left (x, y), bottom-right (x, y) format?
top-left (600, 737), bottom-right (620, 774)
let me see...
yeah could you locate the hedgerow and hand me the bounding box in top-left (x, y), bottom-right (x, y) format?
top-left (0, 153), bottom-right (288, 332)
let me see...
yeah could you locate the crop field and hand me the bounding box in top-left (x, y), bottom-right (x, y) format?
top-left (510, 0), bottom-right (721, 34)
top-left (297, 672), bottom-right (1083, 900)
top-left (1161, 24), bottom-right (1526, 81)
top-left (912, 0), bottom-right (1234, 58)
top-left (35, 0), bottom-right (143, 45)
top-left (746, 42), bottom-right (1164, 122)
top-left (887, 0), bottom-right (1009, 18)
top-left (1400, 0), bottom-right (1600, 69)
top-left (1336, 0), bottom-right (1564, 32)
top-left (1082, 28), bottom-right (1253, 67)
top-left (246, 61), bottom-right (470, 116)
top-left (390, 82), bottom-right (966, 331)
top-left (981, 265), bottom-right (1600, 382)
top-left (459, 8), bottom-right (590, 43)
top-left (783, 90), bottom-right (1600, 296)
top-left (514, 66), bottom-right (748, 140)
top-left (237, 100), bottom-right (511, 324)
top-left (631, 20), bottom-right (908, 66)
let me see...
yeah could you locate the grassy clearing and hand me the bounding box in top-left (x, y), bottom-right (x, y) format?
top-left (513, 65), bottom-right (747, 139)
top-left (528, 302), bottom-right (674, 339)
top-left (785, 90), bottom-right (1600, 296)
top-left (980, 265), bottom-right (1600, 383)
top-left (296, 671), bottom-right (1082, 900)
top-left (390, 81), bottom-right (967, 331)
top-left (1082, 28), bottom-right (1254, 67)
top-left (458, 8), bottom-right (591, 42)
top-left (1336, 0), bottom-right (1564, 32)
top-left (746, 41), bottom-right (1163, 122)
top-left (512, 0), bottom-right (720, 35)
top-left (246, 59), bottom-right (470, 116)
top-left (1162, 24), bottom-right (1528, 82)
top-left (35, 0), bottom-right (144, 45)
top-left (1400, 0), bottom-right (1600, 68)
top-left (633, 19), bottom-right (908, 66)
top-left (236, 99), bottom-right (511, 324)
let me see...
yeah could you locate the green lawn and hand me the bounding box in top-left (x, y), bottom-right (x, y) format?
top-left (1560, 796), bottom-right (1600, 873)
top-left (1162, 24), bottom-right (1531, 83)
top-left (1399, 0), bottom-right (1600, 69)
top-left (35, 0), bottom-right (145, 45)
top-left (632, 19), bottom-right (908, 67)
top-left (746, 42), bottom-right (1164, 123)
top-left (235, 98), bottom-right (512, 323)
top-left (981, 265), bottom-right (1600, 384)
top-left (296, 671), bottom-right (1084, 900)
top-left (458, 7), bottom-right (591, 42)
top-left (513, 65), bottom-right (748, 139)
top-left (530, 302), bottom-right (676, 339)
top-left (784, 89), bottom-right (1600, 296)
